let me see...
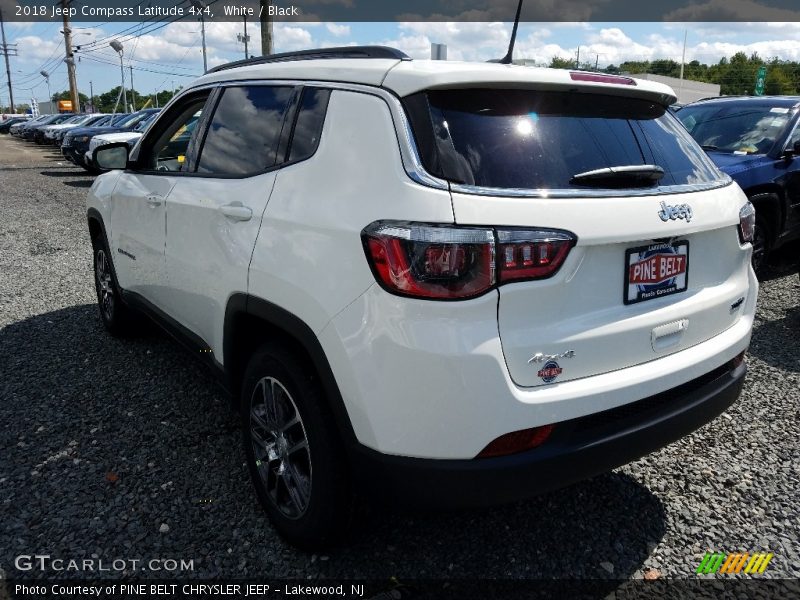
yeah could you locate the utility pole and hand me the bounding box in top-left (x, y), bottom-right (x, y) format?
top-left (260, 0), bottom-right (273, 56)
top-left (129, 65), bottom-right (135, 111)
top-left (576, 46), bottom-right (580, 69)
top-left (0, 8), bottom-right (17, 112)
top-left (244, 16), bottom-right (249, 58)
top-left (595, 54), bottom-right (599, 70)
top-left (678, 29), bottom-right (687, 102)
top-left (154, 89), bottom-right (159, 108)
top-left (89, 80), bottom-right (94, 112)
top-left (61, 0), bottom-right (79, 113)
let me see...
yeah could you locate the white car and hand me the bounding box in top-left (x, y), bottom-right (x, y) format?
top-left (86, 130), bottom-right (144, 165)
top-left (87, 47), bottom-right (757, 549)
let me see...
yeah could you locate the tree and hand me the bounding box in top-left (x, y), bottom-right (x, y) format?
top-left (549, 56), bottom-right (575, 69)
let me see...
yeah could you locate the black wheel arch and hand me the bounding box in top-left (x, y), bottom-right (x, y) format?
top-left (745, 188), bottom-right (784, 244)
top-left (224, 294), bottom-right (358, 448)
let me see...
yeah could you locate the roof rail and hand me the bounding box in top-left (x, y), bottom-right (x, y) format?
top-left (208, 46), bottom-right (411, 74)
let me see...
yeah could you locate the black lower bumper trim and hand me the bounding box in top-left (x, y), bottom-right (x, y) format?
top-left (349, 360), bottom-right (746, 508)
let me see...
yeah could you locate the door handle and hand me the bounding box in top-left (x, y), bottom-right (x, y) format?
top-left (219, 202), bottom-right (252, 222)
top-left (147, 195), bottom-right (163, 207)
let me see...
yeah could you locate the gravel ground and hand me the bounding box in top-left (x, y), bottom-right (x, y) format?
top-left (0, 135), bottom-right (798, 586)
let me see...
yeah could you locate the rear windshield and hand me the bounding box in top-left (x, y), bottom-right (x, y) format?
top-left (404, 89), bottom-right (721, 191)
top-left (677, 103), bottom-right (793, 154)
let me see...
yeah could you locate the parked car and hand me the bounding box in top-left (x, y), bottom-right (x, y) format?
top-left (87, 47), bottom-right (757, 549)
top-left (86, 113), bottom-right (193, 171)
top-left (11, 114), bottom-right (51, 137)
top-left (63, 109), bottom-right (160, 172)
top-left (29, 113), bottom-right (75, 143)
top-left (677, 96), bottom-right (800, 273)
top-left (44, 113), bottom-right (109, 145)
top-left (0, 116), bottom-right (31, 134)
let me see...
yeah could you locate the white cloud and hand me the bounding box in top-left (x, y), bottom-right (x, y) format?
top-left (325, 23), bottom-right (351, 37)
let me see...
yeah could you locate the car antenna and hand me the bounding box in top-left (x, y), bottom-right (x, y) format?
top-left (490, 0), bottom-right (524, 64)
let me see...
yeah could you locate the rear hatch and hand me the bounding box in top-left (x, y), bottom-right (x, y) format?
top-left (403, 86), bottom-right (751, 388)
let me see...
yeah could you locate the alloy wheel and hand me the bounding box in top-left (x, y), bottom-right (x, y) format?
top-left (249, 377), bottom-right (312, 519)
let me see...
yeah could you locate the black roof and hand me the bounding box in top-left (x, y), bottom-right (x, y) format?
top-left (208, 46), bottom-right (411, 74)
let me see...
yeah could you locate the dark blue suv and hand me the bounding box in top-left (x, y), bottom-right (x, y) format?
top-left (677, 97), bottom-right (800, 274)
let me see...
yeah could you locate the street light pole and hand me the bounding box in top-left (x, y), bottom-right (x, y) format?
top-left (109, 40), bottom-right (126, 114)
top-left (40, 70), bottom-right (51, 111)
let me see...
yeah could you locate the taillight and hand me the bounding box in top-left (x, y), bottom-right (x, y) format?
top-left (497, 229), bottom-right (575, 283)
top-left (362, 222), bottom-right (576, 300)
top-left (738, 202), bottom-right (756, 244)
top-left (363, 222), bottom-right (496, 299)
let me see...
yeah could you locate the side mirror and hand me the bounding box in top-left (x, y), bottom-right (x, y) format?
top-left (783, 139), bottom-right (800, 159)
top-left (93, 142), bottom-right (129, 170)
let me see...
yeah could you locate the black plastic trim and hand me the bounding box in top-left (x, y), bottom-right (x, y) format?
top-left (224, 294), bottom-right (358, 446)
top-left (121, 290), bottom-right (228, 390)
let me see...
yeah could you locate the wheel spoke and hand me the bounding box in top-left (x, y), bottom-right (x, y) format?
top-left (281, 465), bottom-right (309, 513)
top-left (287, 439), bottom-right (308, 456)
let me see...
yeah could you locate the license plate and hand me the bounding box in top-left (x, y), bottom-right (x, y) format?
top-left (624, 240), bottom-right (689, 305)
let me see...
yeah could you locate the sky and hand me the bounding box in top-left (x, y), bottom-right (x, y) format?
top-left (4, 20), bottom-right (800, 106)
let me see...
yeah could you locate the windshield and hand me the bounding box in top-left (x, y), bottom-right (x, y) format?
top-left (678, 103), bottom-right (793, 154)
top-left (405, 89), bottom-right (721, 190)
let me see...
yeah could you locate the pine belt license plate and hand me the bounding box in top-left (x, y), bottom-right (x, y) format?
top-left (624, 240), bottom-right (689, 305)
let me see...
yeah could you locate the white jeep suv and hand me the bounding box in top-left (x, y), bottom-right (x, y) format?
top-left (87, 46), bottom-right (757, 549)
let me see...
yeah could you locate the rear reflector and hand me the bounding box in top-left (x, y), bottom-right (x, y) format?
top-left (732, 351), bottom-right (746, 369)
top-left (476, 425), bottom-right (555, 458)
top-left (569, 72), bottom-right (636, 86)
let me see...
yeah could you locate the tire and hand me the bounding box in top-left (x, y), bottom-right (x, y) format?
top-left (91, 231), bottom-right (136, 336)
top-left (746, 193), bottom-right (775, 278)
top-left (241, 343), bottom-right (353, 550)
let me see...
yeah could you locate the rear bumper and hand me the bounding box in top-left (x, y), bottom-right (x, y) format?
top-left (350, 359), bottom-right (745, 508)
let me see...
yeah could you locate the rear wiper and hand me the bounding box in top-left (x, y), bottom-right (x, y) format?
top-left (571, 165), bottom-right (665, 188)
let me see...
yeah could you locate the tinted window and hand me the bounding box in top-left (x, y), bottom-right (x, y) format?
top-left (197, 85), bottom-right (294, 176)
top-left (406, 89), bottom-right (721, 190)
top-left (288, 88), bottom-right (330, 162)
top-left (678, 103), bottom-right (793, 154)
top-left (138, 98), bottom-right (207, 172)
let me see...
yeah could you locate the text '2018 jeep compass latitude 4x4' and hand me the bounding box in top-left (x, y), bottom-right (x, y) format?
top-left (87, 47), bottom-right (757, 549)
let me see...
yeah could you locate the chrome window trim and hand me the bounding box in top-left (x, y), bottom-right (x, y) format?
top-left (179, 78), bottom-right (734, 197)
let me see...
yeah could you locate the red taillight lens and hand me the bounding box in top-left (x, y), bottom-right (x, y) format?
top-left (362, 222), bottom-right (576, 300)
top-left (738, 202), bottom-right (756, 244)
top-left (497, 229), bottom-right (575, 283)
top-left (569, 72), bottom-right (636, 85)
top-left (477, 425), bottom-right (555, 458)
top-left (363, 222), bottom-right (496, 299)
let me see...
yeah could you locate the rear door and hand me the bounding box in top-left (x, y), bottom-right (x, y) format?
top-left (408, 88), bottom-right (751, 388)
top-left (162, 83), bottom-right (299, 356)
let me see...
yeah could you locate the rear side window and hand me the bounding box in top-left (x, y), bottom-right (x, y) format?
top-left (404, 89), bottom-right (721, 191)
top-left (288, 88), bottom-right (331, 163)
top-left (197, 85), bottom-right (294, 176)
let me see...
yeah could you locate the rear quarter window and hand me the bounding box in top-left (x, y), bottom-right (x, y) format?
top-left (404, 89), bottom-right (722, 191)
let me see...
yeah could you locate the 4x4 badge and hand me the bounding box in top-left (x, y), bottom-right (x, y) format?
top-left (658, 201), bottom-right (693, 223)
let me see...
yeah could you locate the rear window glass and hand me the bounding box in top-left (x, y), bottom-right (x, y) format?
top-left (404, 89), bottom-right (721, 190)
top-left (677, 103), bottom-right (793, 154)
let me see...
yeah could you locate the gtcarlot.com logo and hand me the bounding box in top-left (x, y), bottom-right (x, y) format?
top-left (15, 554), bottom-right (194, 573)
